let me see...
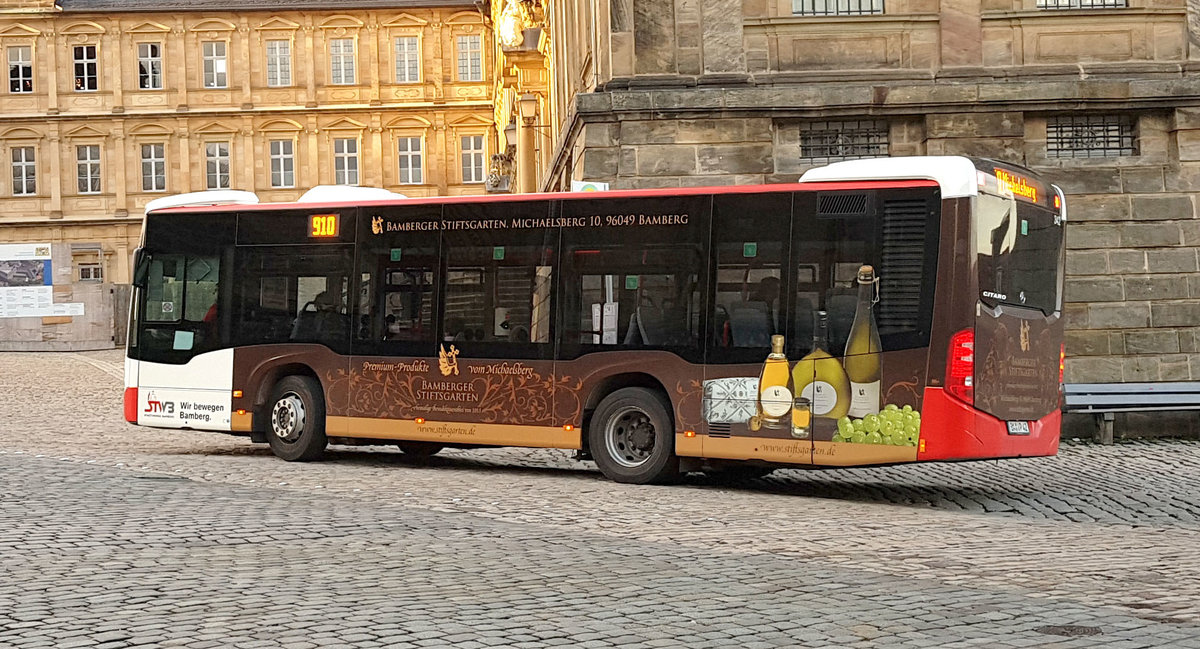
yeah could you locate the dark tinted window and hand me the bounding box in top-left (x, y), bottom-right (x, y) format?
top-left (559, 196), bottom-right (709, 363)
top-left (709, 192), bottom-right (791, 364)
top-left (440, 201), bottom-right (556, 359)
top-left (138, 253), bottom-right (223, 362)
top-left (232, 246), bottom-right (354, 354)
top-left (136, 213), bottom-right (235, 363)
top-left (792, 191), bottom-right (874, 357)
top-left (791, 188), bottom-right (937, 356)
top-left (977, 195), bottom-right (1062, 316)
top-left (354, 205), bottom-right (441, 357)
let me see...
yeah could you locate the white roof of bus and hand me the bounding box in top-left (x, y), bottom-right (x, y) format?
top-left (144, 190), bottom-right (259, 214)
top-left (298, 185), bottom-right (407, 202)
top-left (799, 156), bottom-right (979, 199)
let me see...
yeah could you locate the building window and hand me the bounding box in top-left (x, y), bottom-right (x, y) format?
top-left (394, 36), bottom-right (419, 83)
top-left (8, 46), bottom-right (32, 94)
top-left (1047, 115), bottom-right (1136, 158)
top-left (456, 35), bottom-right (482, 82)
top-left (793, 0), bottom-right (883, 15)
top-left (398, 136), bottom-right (423, 184)
top-left (202, 41), bottom-right (227, 89)
top-left (329, 38), bottom-right (355, 85)
top-left (266, 40), bottom-right (291, 87)
top-left (141, 143), bottom-right (166, 192)
top-left (11, 146), bottom-right (35, 196)
top-left (205, 142), bottom-right (230, 189)
top-left (137, 43), bottom-right (162, 90)
top-left (334, 137), bottom-right (358, 185)
top-left (269, 139), bottom-right (294, 188)
top-left (798, 119), bottom-right (889, 164)
top-left (73, 45), bottom-right (97, 91)
top-left (76, 144), bottom-right (101, 194)
top-left (460, 135), bottom-right (485, 183)
top-left (1037, 0), bottom-right (1126, 8)
top-left (78, 262), bottom-right (103, 282)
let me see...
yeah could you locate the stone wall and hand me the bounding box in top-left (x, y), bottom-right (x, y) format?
top-left (1046, 110), bottom-right (1200, 386)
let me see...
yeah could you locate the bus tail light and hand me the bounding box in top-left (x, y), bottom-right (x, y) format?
top-left (946, 328), bottom-right (974, 405)
top-left (124, 387), bottom-right (138, 423)
top-left (1059, 343), bottom-right (1065, 384)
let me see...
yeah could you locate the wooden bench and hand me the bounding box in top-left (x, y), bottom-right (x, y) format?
top-left (1063, 382), bottom-right (1200, 445)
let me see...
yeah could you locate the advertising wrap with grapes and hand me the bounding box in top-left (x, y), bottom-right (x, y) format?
top-left (700, 264), bottom-right (927, 466)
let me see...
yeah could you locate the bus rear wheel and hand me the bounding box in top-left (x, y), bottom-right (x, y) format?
top-left (266, 375), bottom-right (327, 462)
top-left (589, 387), bottom-right (679, 484)
top-left (396, 441), bottom-right (444, 458)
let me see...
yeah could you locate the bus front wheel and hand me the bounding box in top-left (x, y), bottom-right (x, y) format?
top-left (589, 387), bottom-right (679, 484)
top-left (265, 375), bottom-right (328, 462)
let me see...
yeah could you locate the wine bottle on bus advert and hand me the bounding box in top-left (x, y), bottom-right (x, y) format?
top-left (753, 334), bottom-right (793, 431)
top-left (792, 310), bottom-right (850, 420)
top-left (844, 264), bottom-right (882, 418)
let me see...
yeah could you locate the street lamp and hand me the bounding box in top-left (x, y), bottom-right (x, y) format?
top-left (516, 94), bottom-right (538, 193)
top-left (518, 93), bottom-right (538, 125)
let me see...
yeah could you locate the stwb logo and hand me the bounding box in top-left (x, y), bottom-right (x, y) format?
top-left (144, 391), bottom-right (175, 415)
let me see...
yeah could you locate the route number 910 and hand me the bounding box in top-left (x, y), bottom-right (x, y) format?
top-left (310, 214), bottom-right (340, 238)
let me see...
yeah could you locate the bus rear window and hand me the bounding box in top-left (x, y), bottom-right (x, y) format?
top-left (976, 195), bottom-right (1062, 315)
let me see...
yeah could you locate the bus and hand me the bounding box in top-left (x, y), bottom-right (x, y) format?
top-left (124, 156), bottom-right (1066, 484)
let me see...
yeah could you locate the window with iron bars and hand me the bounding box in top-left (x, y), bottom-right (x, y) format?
top-left (793, 0), bottom-right (883, 16)
top-left (799, 120), bottom-right (889, 164)
top-left (1037, 0), bottom-right (1127, 9)
top-left (1046, 115), bottom-right (1136, 158)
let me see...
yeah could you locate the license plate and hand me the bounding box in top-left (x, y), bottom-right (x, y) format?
top-left (1007, 421), bottom-right (1031, 436)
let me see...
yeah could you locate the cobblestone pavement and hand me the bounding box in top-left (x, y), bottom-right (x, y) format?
top-left (2, 349), bottom-right (1200, 648)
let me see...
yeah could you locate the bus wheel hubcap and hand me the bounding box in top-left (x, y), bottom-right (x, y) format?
top-left (606, 406), bottom-right (655, 468)
top-left (272, 393), bottom-right (306, 442)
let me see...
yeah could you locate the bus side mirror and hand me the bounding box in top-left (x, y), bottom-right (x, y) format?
top-left (132, 248), bottom-right (150, 288)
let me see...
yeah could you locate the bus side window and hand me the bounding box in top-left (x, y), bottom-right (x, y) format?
top-left (570, 246), bottom-right (702, 348)
top-left (708, 192), bottom-right (790, 364)
top-left (793, 196), bottom-right (874, 356)
top-left (441, 244), bottom-right (553, 345)
top-left (232, 247), bottom-right (353, 353)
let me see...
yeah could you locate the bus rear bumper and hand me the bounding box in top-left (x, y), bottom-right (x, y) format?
top-left (918, 386), bottom-right (1060, 461)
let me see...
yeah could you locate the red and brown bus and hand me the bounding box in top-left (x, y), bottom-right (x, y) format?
top-left (124, 156), bottom-right (1066, 484)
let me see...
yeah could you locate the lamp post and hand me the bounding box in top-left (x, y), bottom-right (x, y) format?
top-left (517, 93), bottom-right (538, 193)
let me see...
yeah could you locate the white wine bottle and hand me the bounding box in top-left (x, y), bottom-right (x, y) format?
top-left (792, 310), bottom-right (851, 420)
top-left (844, 264), bottom-right (882, 418)
top-left (754, 334), bottom-right (793, 431)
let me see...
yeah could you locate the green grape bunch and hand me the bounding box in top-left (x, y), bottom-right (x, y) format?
top-left (832, 404), bottom-right (920, 446)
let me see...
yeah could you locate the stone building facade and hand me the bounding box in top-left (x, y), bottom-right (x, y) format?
top-left (0, 0), bottom-right (494, 349)
top-left (522, 0), bottom-right (1200, 407)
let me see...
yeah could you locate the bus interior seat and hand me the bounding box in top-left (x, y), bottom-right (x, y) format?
top-left (728, 301), bottom-right (772, 347)
top-left (826, 293), bottom-right (856, 352)
top-left (639, 306), bottom-right (665, 345)
top-left (291, 292), bottom-right (349, 342)
top-left (622, 311), bottom-right (640, 345)
top-left (713, 304), bottom-right (730, 346)
top-left (620, 305), bottom-right (670, 346)
top-left (794, 297), bottom-right (814, 350)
